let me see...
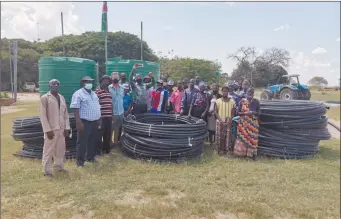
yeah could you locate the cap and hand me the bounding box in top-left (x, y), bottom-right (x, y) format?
top-left (49, 79), bottom-right (60, 85)
top-left (123, 83), bottom-right (130, 89)
top-left (168, 80), bottom-right (174, 86)
top-left (81, 76), bottom-right (94, 81)
top-left (100, 75), bottom-right (111, 82)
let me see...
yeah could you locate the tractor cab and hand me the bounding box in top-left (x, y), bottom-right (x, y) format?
top-left (278, 74), bottom-right (300, 87)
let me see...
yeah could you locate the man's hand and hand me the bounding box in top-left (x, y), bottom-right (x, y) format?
top-left (132, 64), bottom-right (141, 71)
top-left (76, 120), bottom-right (84, 132)
top-left (201, 112), bottom-right (206, 119)
top-left (46, 131), bottom-right (54, 140)
top-left (124, 111), bottom-right (129, 117)
top-left (187, 114), bottom-right (191, 120)
top-left (64, 130), bottom-right (69, 137)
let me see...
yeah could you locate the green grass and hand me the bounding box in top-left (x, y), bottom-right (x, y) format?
top-left (0, 92), bottom-right (10, 99)
top-left (1, 102), bottom-right (340, 219)
top-left (310, 90), bottom-right (340, 102)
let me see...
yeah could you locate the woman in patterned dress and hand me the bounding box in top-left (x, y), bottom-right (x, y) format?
top-left (233, 88), bottom-right (260, 159)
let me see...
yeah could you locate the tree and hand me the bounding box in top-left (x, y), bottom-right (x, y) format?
top-left (308, 76), bottom-right (328, 86)
top-left (0, 31), bottom-right (158, 90)
top-left (158, 51), bottom-right (222, 85)
top-left (227, 47), bottom-right (291, 87)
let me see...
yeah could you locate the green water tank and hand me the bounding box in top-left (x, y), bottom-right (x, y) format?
top-left (39, 57), bottom-right (97, 112)
top-left (106, 58), bottom-right (160, 80)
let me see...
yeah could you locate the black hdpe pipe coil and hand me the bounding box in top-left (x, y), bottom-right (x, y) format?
top-left (258, 100), bottom-right (331, 159)
top-left (12, 114), bottom-right (77, 159)
top-left (121, 113), bottom-right (207, 162)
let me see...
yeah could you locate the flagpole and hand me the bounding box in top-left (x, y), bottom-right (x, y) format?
top-left (140, 21), bottom-right (143, 61)
top-left (105, 34), bottom-right (108, 71)
top-left (102, 1), bottom-right (108, 74)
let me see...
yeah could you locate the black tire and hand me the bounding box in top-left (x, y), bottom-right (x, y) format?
top-left (303, 90), bottom-right (311, 100)
top-left (280, 88), bottom-right (296, 100)
top-left (260, 91), bottom-right (272, 100)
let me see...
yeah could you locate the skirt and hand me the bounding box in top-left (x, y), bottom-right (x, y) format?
top-left (215, 118), bottom-right (232, 155)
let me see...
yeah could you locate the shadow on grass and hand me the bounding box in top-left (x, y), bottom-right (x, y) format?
top-left (316, 146), bottom-right (340, 161)
top-left (109, 143), bottom-right (216, 166)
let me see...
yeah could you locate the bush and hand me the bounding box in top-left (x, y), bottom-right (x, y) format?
top-left (0, 92), bottom-right (10, 99)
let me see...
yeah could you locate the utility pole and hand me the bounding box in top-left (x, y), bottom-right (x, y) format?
top-left (9, 41), bottom-right (13, 97)
top-left (37, 22), bottom-right (40, 42)
top-left (61, 12), bottom-right (66, 56)
top-left (140, 21), bottom-right (143, 60)
top-left (13, 41), bottom-right (18, 102)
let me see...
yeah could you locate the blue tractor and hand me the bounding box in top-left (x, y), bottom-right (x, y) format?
top-left (260, 74), bottom-right (311, 100)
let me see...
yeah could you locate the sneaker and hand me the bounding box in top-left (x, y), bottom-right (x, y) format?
top-left (87, 159), bottom-right (98, 163)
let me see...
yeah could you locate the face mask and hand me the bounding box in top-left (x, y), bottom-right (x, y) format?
top-left (113, 79), bottom-right (119, 84)
top-left (136, 79), bottom-right (142, 84)
top-left (213, 90), bottom-right (218, 95)
top-left (84, 83), bottom-right (92, 90)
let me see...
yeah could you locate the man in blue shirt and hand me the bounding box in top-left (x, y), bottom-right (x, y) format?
top-left (70, 76), bottom-right (101, 168)
top-left (108, 72), bottom-right (124, 146)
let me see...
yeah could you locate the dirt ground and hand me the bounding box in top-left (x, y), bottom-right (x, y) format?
top-left (328, 119), bottom-right (340, 139)
top-left (1, 93), bottom-right (39, 115)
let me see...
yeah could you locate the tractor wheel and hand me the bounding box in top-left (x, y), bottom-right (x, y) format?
top-left (280, 88), bottom-right (297, 100)
top-left (303, 90), bottom-right (311, 100)
top-left (260, 91), bottom-right (272, 100)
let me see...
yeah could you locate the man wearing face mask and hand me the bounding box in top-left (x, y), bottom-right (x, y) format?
top-left (180, 78), bottom-right (199, 116)
top-left (95, 75), bottom-right (113, 155)
top-left (108, 72), bottom-right (125, 147)
top-left (39, 79), bottom-right (70, 177)
top-left (188, 82), bottom-right (209, 120)
top-left (129, 64), bottom-right (152, 114)
top-left (70, 76), bottom-right (101, 168)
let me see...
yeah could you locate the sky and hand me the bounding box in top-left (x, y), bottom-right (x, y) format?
top-left (1, 1), bottom-right (340, 85)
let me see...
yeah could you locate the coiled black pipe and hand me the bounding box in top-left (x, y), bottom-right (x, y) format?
top-left (12, 114), bottom-right (77, 159)
top-left (121, 113), bottom-right (207, 162)
top-left (258, 100), bottom-right (331, 159)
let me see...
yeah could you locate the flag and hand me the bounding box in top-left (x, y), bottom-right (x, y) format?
top-left (101, 1), bottom-right (108, 34)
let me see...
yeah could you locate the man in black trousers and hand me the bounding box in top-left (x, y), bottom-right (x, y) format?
top-left (95, 75), bottom-right (113, 155)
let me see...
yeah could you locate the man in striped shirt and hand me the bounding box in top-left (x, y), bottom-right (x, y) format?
top-left (95, 75), bottom-right (113, 154)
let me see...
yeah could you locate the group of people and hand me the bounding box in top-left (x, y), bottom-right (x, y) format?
top-left (39, 64), bottom-right (260, 178)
